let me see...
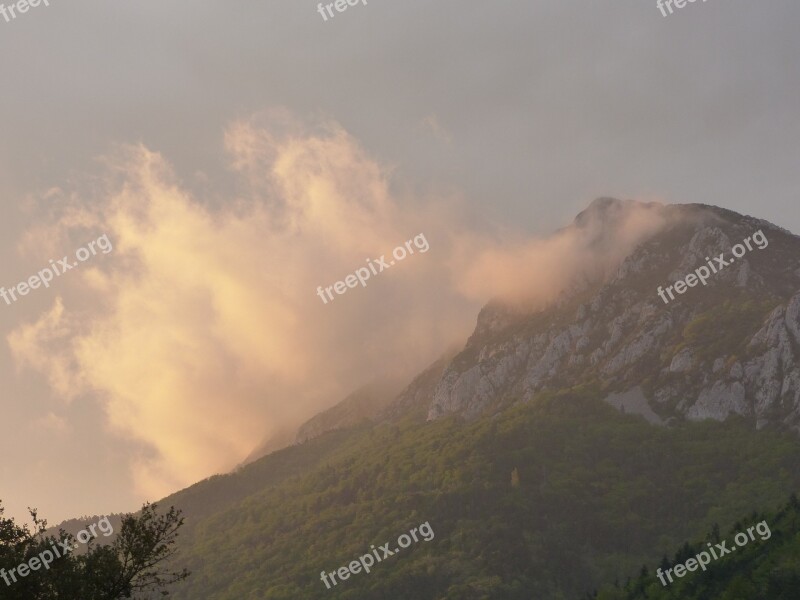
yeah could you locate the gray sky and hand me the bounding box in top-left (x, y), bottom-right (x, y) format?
top-left (1, 0), bottom-right (798, 523)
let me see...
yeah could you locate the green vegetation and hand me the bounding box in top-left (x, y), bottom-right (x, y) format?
top-left (159, 387), bottom-right (800, 599)
top-left (677, 298), bottom-right (779, 362)
top-left (591, 494), bottom-right (800, 599)
top-left (0, 503), bottom-right (189, 599)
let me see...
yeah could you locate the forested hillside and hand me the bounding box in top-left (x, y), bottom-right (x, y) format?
top-left (591, 494), bottom-right (800, 599)
top-left (154, 386), bottom-right (800, 599)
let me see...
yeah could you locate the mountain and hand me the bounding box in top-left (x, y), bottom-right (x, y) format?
top-left (416, 199), bottom-right (800, 431)
top-left (128, 198), bottom-right (800, 599)
top-left (151, 388), bottom-right (800, 600)
top-left (252, 195), bottom-right (800, 454)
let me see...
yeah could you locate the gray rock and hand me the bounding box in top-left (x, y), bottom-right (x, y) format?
top-left (670, 348), bottom-right (695, 373)
top-left (688, 381), bottom-right (748, 421)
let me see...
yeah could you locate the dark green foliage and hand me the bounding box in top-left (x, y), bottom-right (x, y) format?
top-left (592, 494), bottom-right (800, 599)
top-left (158, 389), bottom-right (800, 599)
top-left (0, 503), bottom-right (189, 599)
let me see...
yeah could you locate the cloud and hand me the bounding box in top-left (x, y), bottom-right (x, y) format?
top-left (453, 198), bottom-right (673, 309)
top-left (7, 113), bottom-right (672, 502)
top-left (31, 412), bottom-right (72, 436)
top-left (7, 111), bottom-right (479, 500)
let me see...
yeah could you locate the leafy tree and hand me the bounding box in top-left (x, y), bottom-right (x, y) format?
top-left (0, 502), bottom-right (189, 599)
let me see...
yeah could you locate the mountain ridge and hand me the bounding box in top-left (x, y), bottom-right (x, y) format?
top-left (423, 200), bottom-right (800, 431)
top-left (271, 198), bottom-right (800, 454)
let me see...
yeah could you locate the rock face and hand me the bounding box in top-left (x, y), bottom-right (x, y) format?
top-left (414, 199), bottom-right (800, 432)
top-left (379, 351), bottom-right (457, 422)
top-left (293, 198), bottom-right (800, 448)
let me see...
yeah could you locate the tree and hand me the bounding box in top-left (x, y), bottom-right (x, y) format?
top-left (0, 501), bottom-right (190, 599)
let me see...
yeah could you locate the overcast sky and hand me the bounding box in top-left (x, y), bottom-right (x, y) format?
top-left (1, 0), bottom-right (798, 523)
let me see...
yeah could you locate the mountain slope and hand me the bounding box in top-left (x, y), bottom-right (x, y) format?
top-left (593, 494), bottom-right (800, 600)
top-left (134, 198), bottom-right (800, 599)
top-left (153, 387), bottom-right (800, 599)
top-left (422, 200), bottom-right (800, 431)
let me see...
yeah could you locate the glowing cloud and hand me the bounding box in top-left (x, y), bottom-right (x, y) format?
top-left (9, 112), bottom-right (476, 499)
top-left (8, 113), bottom-right (671, 502)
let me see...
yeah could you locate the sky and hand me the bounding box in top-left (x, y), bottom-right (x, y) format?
top-left (0, 0), bottom-right (798, 523)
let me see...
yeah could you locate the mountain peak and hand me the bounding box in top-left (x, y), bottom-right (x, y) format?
top-left (422, 202), bottom-right (800, 430)
top-left (574, 197), bottom-right (639, 225)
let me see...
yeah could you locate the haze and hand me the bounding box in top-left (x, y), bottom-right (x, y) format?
top-left (1, 0), bottom-right (798, 523)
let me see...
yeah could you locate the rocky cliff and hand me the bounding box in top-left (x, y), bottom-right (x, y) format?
top-left (421, 199), bottom-right (800, 431)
